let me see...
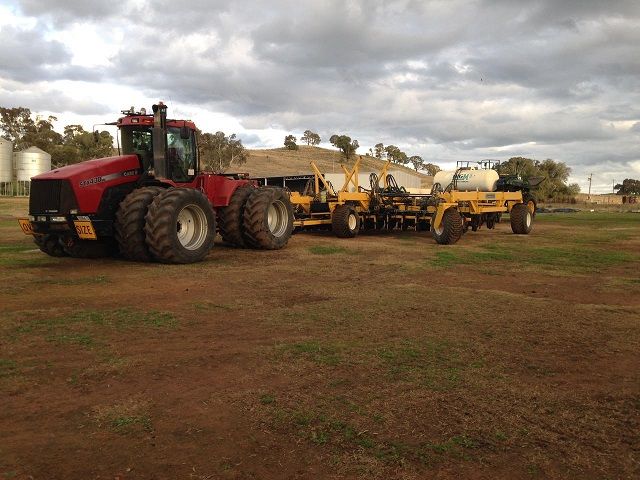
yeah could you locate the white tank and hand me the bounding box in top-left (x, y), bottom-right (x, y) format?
top-left (14, 146), bottom-right (51, 181)
top-left (433, 168), bottom-right (499, 192)
top-left (0, 138), bottom-right (12, 183)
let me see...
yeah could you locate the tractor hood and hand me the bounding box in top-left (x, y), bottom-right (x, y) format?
top-left (32, 155), bottom-right (143, 214)
top-left (34, 155), bottom-right (141, 182)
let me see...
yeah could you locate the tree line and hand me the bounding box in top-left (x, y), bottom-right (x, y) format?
top-left (283, 130), bottom-right (441, 175)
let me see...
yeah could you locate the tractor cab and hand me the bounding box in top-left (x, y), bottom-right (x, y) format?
top-left (117, 104), bottom-right (198, 184)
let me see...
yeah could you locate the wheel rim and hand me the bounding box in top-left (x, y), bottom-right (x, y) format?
top-left (176, 204), bottom-right (208, 250)
top-left (267, 200), bottom-right (289, 237)
top-left (434, 222), bottom-right (444, 235)
top-left (527, 200), bottom-right (535, 214)
top-left (525, 211), bottom-right (532, 228)
top-left (348, 213), bottom-right (357, 231)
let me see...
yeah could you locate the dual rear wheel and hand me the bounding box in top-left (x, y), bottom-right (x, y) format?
top-left (218, 187), bottom-right (294, 250)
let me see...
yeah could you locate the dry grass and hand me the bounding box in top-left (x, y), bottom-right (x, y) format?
top-left (244, 145), bottom-right (431, 180)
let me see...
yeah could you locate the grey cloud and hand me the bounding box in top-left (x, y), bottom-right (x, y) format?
top-left (17, 0), bottom-right (122, 25)
top-left (0, 25), bottom-right (70, 82)
top-left (0, 80), bottom-right (111, 115)
top-left (3, 0), bottom-right (640, 185)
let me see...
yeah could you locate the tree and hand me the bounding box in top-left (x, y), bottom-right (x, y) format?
top-left (409, 155), bottom-right (424, 172)
top-left (198, 130), bottom-right (247, 173)
top-left (614, 178), bottom-right (640, 195)
top-left (536, 158), bottom-right (571, 199)
top-left (301, 130), bottom-right (321, 146)
top-left (384, 145), bottom-right (408, 165)
top-left (423, 163), bottom-right (441, 176)
top-left (497, 156), bottom-right (575, 200)
top-left (0, 107), bottom-right (34, 150)
top-left (58, 124), bottom-right (113, 165)
top-left (373, 143), bottom-right (385, 159)
top-left (329, 134), bottom-right (359, 160)
top-left (496, 157), bottom-right (538, 179)
top-left (284, 134), bottom-right (298, 150)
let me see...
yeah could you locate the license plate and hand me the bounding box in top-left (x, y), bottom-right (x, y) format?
top-left (74, 220), bottom-right (97, 240)
top-left (18, 218), bottom-right (35, 235)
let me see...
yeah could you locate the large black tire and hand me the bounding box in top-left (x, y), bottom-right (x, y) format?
top-left (522, 192), bottom-right (537, 218)
top-left (243, 188), bottom-right (294, 250)
top-left (115, 186), bottom-right (164, 261)
top-left (331, 204), bottom-right (360, 238)
top-left (34, 234), bottom-right (68, 257)
top-left (64, 239), bottom-right (117, 259)
top-left (144, 188), bottom-right (216, 264)
top-left (510, 203), bottom-right (533, 234)
top-left (431, 208), bottom-right (463, 245)
top-left (218, 185), bottom-right (254, 247)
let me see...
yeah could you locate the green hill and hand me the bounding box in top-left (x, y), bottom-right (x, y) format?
top-left (243, 146), bottom-right (432, 187)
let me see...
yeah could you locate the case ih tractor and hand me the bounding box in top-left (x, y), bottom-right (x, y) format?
top-left (18, 103), bottom-right (294, 263)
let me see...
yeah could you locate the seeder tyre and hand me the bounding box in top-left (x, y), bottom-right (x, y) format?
top-left (331, 204), bottom-right (360, 238)
top-left (431, 208), bottom-right (463, 245)
top-left (243, 187), bottom-right (293, 250)
top-left (145, 188), bottom-right (216, 264)
top-left (510, 203), bottom-right (533, 234)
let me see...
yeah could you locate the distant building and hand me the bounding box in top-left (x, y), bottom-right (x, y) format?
top-left (575, 193), bottom-right (637, 204)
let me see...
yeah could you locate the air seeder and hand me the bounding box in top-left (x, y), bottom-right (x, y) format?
top-left (290, 158), bottom-right (538, 244)
top-left (18, 104), bottom-right (294, 263)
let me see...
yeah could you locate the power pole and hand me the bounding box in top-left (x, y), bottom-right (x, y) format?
top-left (588, 173), bottom-right (593, 200)
top-left (612, 179), bottom-right (615, 194)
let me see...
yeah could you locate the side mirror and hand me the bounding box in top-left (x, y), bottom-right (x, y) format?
top-left (180, 126), bottom-right (190, 140)
top-left (93, 130), bottom-right (100, 143)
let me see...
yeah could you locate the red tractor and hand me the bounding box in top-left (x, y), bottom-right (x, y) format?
top-left (18, 103), bottom-right (294, 263)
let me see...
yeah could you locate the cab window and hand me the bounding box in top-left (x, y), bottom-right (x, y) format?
top-left (166, 127), bottom-right (196, 182)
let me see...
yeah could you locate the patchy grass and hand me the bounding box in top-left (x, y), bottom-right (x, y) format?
top-left (93, 397), bottom-right (152, 434)
top-left (0, 359), bottom-right (18, 378)
top-left (527, 246), bottom-right (634, 268)
top-left (308, 245), bottom-right (349, 255)
top-left (34, 275), bottom-right (110, 286)
top-left (278, 340), bottom-right (342, 366)
top-left (5, 308), bottom-right (177, 344)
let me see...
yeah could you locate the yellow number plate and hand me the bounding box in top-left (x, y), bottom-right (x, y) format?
top-left (18, 218), bottom-right (35, 235)
top-left (74, 220), bottom-right (97, 240)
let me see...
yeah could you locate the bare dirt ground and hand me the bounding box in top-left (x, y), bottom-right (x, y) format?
top-left (1, 197), bottom-right (639, 480)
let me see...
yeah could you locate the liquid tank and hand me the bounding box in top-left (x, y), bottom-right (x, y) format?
top-left (0, 138), bottom-right (12, 183)
top-left (433, 168), bottom-right (499, 192)
top-left (14, 146), bottom-right (51, 181)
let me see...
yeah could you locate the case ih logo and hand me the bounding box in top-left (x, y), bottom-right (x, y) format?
top-left (79, 169), bottom-right (140, 187)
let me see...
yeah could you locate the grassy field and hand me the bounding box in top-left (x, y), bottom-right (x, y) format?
top-left (0, 197), bottom-right (639, 479)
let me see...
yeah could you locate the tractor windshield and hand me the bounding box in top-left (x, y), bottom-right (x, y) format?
top-left (120, 126), bottom-right (196, 182)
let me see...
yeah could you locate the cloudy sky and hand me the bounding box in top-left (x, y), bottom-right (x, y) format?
top-left (1, 0), bottom-right (639, 192)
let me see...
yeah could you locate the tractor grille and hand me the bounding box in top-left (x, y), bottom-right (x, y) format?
top-left (29, 179), bottom-right (77, 214)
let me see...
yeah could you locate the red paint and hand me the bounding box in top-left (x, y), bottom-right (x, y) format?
top-left (34, 155), bottom-right (141, 214)
top-left (199, 175), bottom-right (251, 207)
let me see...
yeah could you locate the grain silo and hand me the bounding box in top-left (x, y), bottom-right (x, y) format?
top-left (14, 146), bottom-right (52, 196)
top-left (0, 138), bottom-right (12, 195)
